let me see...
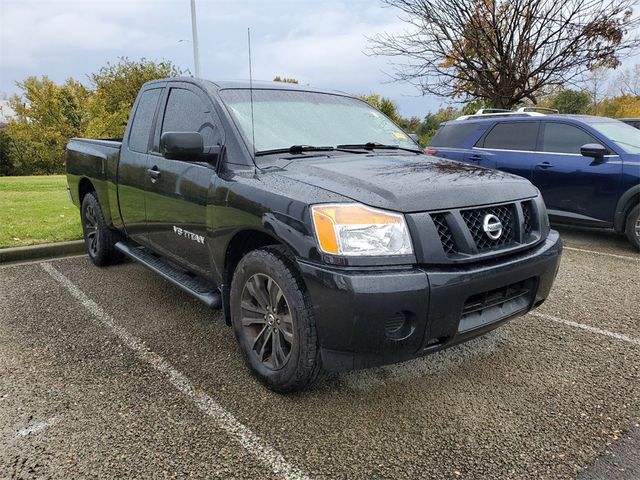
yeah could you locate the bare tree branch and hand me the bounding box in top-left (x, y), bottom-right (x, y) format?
top-left (367, 0), bottom-right (640, 108)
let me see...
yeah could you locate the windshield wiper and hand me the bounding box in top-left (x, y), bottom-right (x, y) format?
top-left (335, 142), bottom-right (424, 154)
top-left (255, 145), bottom-right (335, 157)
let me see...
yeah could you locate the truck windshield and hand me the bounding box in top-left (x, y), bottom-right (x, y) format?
top-left (219, 89), bottom-right (416, 155)
top-left (590, 121), bottom-right (640, 154)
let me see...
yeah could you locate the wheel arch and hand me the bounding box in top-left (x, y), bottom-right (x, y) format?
top-left (614, 185), bottom-right (640, 232)
top-left (78, 177), bottom-right (96, 204)
top-left (221, 228), bottom-right (297, 325)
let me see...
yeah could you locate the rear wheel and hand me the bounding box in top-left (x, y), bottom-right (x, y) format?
top-left (624, 205), bottom-right (640, 250)
top-left (81, 192), bottom-right (122, 266)
top-left (230, 247), bottom-right (324, 392)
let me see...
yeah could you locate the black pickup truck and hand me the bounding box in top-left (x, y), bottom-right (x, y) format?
top-left (66, 77), bottom-right (562, 392)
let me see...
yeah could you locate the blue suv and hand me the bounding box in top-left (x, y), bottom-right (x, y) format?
top-left (427, 110), bottom-right (640, 249)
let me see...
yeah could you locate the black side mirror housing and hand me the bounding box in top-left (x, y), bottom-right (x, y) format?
top-left (580, 143), bottom-right (609, 162)
top-left (161, 132), bottom-right (204, 160)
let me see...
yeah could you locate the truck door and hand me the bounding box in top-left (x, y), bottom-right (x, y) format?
top-left (532, 122), bottom-right (622, 224)
top-left (145, 84), bottom-right (224, 277)
top-left (117, 83), bottom-right (164, 244)
top-left (117, 86), bottom-right (164, 245)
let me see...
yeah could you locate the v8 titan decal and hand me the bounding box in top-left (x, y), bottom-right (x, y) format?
top-left (173, 226), bottom-right (205, 245)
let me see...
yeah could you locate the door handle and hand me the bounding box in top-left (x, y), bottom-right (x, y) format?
top-left (147, 167), bottom-right (161, 180)
top-left (468, 154), bottom-right (483, 162)
top-left (536, 162), bottom-right (554, 169)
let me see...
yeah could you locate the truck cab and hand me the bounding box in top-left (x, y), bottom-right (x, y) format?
top-left (67, 78), bottom-right (562, 392)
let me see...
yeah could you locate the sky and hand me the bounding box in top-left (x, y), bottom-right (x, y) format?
top-left (1, 0), bottom-right (638, 119)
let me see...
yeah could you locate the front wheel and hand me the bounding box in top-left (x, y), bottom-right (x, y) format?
top-left (230, 247), bottom-right (324, 392)
top-left (625, 205), bottom-right (640, 251)
top-left (81, 192), bottom-right (122, 266)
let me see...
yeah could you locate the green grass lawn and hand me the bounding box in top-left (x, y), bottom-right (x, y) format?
top-left (0, 175), bottom-right (83, 248)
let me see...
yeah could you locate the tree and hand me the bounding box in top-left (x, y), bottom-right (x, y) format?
top-left (86, 57), bottom-right (182, 138)
top-left (549, 90), bottom-right (593, 114)
top-left (597, 94), bottom-right (640, 117)
top-left (358, 93), bottom-right (402, 123)
top-left (0, 130), bottom-right (13, 176)
top-left (273, 76), bottom-right (299, 84)
top-left (6, 76), bottom-right (91, 174)
top-left (2, 58), bottom-right (183, 175)
top-left (368, 0), bottom-right (640, 108)
top-left (582, 67), bottom-right (611, 114)
top-left (613, 64), bottom-right (640, 95)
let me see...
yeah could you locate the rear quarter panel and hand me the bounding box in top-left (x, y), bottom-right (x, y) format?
top-left (66, 138), bottom-right (122, 227)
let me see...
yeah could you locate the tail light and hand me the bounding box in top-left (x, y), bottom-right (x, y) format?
top-left (425, 148), bottom-right (438, 155)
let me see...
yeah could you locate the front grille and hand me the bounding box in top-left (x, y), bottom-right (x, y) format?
top-left (428, 200), bottom-right (540, 259)
top-left (522, 201), bottom-right (534, 237)
top-left (461, 204), bottom-right (515, 252)
top-left (432, 213), bottom-right (457, 255)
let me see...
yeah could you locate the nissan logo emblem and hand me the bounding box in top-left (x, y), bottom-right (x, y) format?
top-left (482, 214), bottom-right (503, 240)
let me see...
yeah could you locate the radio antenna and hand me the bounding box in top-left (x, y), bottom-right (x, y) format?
top-left (247, 27), bottom-right (257, 165)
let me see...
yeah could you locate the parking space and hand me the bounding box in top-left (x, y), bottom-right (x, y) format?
top-left (1, 227), bottom-right (639, 479)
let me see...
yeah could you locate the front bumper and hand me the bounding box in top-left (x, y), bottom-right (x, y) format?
top-left (298, 230), bottom-right (562, 372)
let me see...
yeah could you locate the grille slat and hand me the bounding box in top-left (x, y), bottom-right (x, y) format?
top-left (522, 201), bottom-right (534, 237)
top-left (432, 214), bottom-right (457, 255)
top-left (461, 204), bottom-right (515, 252)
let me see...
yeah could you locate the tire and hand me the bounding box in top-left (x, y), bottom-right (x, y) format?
top-left (230, 246), bottom-right (324, 393)
top-left (81, 192), bottom-right (122, 266)
top-left (624, 204), bottom-right (640, 251)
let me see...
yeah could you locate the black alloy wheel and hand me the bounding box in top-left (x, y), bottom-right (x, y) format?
top-left (83, 202), bottom-right (100, 258)
top-left (240, 273), bottom-right (294, 370)
top-left (80, 192), bottom-right (122, 266)
top-left (229, 247), bottom-right (325, 392)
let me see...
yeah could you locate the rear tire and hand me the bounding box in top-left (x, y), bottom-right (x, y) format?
top-left (230, 247), bottom-right (324, 393)
top-left (81, 192), bottom-right (122, 266)
top-left (624, 205), bottom-right (640, 251)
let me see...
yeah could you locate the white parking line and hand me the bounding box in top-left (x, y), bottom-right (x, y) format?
top-left (0, 254), bottom-right (87, 270)
top-left (530, 311), bottom-right (640, 347)
top-left (40, 262), bottom-right (309, 480)
top-left (564, 246), bottom-right (640, 261)
top-left (15, 417), bottom-right (59, 438)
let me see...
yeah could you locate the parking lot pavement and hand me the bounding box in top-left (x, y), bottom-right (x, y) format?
top-left (1, 228), bottom-right (638, 479)
top-left (554, 224), bottom-right (639, 257)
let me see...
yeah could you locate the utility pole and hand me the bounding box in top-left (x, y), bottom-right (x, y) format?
top-left (190, 0), bottom-right (201, 78)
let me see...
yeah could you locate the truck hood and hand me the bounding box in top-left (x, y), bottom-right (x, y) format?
top-left (270, 154), bottom-right (538, 213)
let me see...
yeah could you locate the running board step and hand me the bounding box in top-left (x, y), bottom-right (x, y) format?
top-left (115, 241), bottom-right (222, 309)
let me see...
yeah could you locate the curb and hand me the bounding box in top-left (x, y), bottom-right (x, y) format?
top-left (0, 240), bottom-right (86, 264)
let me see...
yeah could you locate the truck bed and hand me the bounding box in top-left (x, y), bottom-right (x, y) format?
top-left (66, 137), bottom-right (123, 225)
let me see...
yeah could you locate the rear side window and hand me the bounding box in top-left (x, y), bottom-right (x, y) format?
top-left (541, 123), bottom-right (598, 154)
top-left (161, 88), bottom-right (219, 147)
top-left (430, 123), bottom-right (479, 147)
top-left (481, 122), bottom-right (539, 151)
top-left (128, 88), bottom-right (162, 153)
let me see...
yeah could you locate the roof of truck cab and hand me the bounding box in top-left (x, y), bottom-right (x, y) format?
top-left (143, 76), bottom-right (351, 96)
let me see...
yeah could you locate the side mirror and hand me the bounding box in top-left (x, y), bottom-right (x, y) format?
top-left (580, 143), bottom-right (609, 162)
top-left (161, 132), bottom-right (204, 160)
top-left (408, 133), bottom-right (420, 143)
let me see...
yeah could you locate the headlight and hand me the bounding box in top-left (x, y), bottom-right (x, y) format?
top-left (311, 203), bottom-right (413, 256)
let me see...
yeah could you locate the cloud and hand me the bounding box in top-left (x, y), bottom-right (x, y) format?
top-left (0, 0), bottom-right (173, 69)
top-left (9, 0), bottom-right (636, 117)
